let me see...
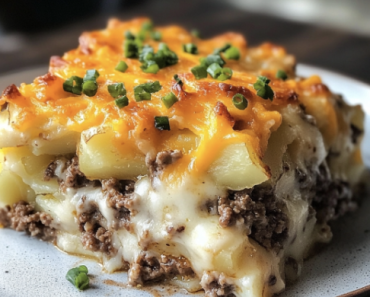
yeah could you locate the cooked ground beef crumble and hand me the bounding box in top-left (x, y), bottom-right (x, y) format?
top-left (128, 252), bottom-right (194, 285)
top-left (218, 186), bottom-right (289, 253)
top-left (200, 271), bottom-right (236, 297)
top-left (0, 201), bottom-right (56, 241)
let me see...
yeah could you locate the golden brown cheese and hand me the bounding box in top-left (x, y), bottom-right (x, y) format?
top-left (0, 17), bottom-right (347, 183)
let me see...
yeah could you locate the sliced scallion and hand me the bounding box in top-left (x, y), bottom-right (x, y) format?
top-left (151, 31), bottom-right (162, 41)
top-left (207, 63), bottom-right (233, 81)
top-left (107, 83), bottom-right (126, 98)
top-left (82, 80), bottom-right (98, 97)
top-left (161, 92), bottom-right (178, 109)
top-left (63, 76), bottom-right (83, 95)
top-left (276, 70), bottom-right (288, 80)
top-left (83, 69), bottom-right (100, 82)
top-left (115, 96), bottom-right (129, 108)
top-left (253, 76), bottom-right (274, 100)
top-left (183, 43), bottom-right (198, 54)
top-left (191, 65), bottom-right (208, 80)
top-left (224, 46), bottom-right (240, 60)
top-left (232, 93), bottom-right (248, 110)
top-left (154, 116), bottom-right (170, 130)
top-left (213, 43), bottom-right (231, 54)
top-left (115, 61), bottom-right (128, 73)
top-left (125, 31), bottom-right (135, 40)
top-left (66, 265), bottom-right (89, 291)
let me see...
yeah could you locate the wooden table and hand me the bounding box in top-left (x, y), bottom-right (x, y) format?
top-left (0, 0), bottom-right (369, 85)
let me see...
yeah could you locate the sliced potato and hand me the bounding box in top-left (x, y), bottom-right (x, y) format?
top-left (2, 146), bottom-right (59, 194)
top-left (208, 143), bottom-right (269, 190)
top-left (35, 194), bottom-right (78, 233)
top-left (31, 130), bottom-right (79, 156)
top-left (0, 170), bottom-right (35, 207)
top-left (79, 128), bottom-right (148, 180)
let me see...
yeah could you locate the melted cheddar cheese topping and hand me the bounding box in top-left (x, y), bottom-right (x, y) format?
top-left (0, 18), bottom-right (343, 182)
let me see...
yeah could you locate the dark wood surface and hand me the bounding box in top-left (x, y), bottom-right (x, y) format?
top-left (0, 0), bottom-right (369, 84)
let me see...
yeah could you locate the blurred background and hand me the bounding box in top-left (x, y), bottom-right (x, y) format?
top-left (0, 0), bottom-right (369, 83)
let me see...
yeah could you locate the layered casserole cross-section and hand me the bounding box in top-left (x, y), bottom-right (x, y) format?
top-left (0, 18), bottom-right (365, 297)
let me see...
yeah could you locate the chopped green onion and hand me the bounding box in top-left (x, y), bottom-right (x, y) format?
top-left (108, 83), bottom-right (126, 98)
top-left (154, 116), bottom-right (170, 130)
top-left (142, 21), bottom-right (154, 31)
top-left (139, 45), bottom-right (155, 62)
top-left (142, 81), bottom-right (162, 93)
top-left (191, 65), bottom-right (208, 80)
top-left (207, 63), bottom-right (233, 81)
top-left (201, 54), bottom-right (225, 67)
top-left (141, 60), bottom-right (160, 74)
top-left (115, 96), bottom-right (129, 108)
top-left (183, 43), bottom-right (198, 54)
top-left (162, 92), bottom-right (178, 109)
top-left (191, 29), bottom-right (201, 38)
top-left (276, 70), bottom-right (288, 80)
top-left (174, 74), bottom-right (183, 86)
top-left (125, 31), bottom-right (135, 40)
top-left (63, 76), bottom-right (83, 95)
top-left (157, 43), bottom-right (178, 67)
top-left (151, 31), bottom-right (162, 41)
top-left (158, 43), bottom-right (169, 51)
top-left (134, 86), bottom-right (151, 101)
top-left (124, 40), bottom-right (140, 58)
top-left (83, 69), bottom-right (100, 82)
top-left (115, 61), bottom-right (128, 73)
top-left (253, 76), bottom-right (274, 100)
top-left (232, 93), bottom-right (248, 110)
top-left (138, 44), bottom-right (178, 73)
top-left (134, 81), bottom-right (162, 101)
top-left (224, 46), bottom-right (240, 60)
top-left (82, 80), bottom-right (98, 97)
top-left (214, 43), bottom-right (231, 54)
top-left (66, 265), bottom-right (89, 291)
top-left (207, 63), bottom-right (222, 78)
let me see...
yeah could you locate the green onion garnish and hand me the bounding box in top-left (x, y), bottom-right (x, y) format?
top-left (191, 29), bottom-right (201, 38)
top-left (191, 65), bottom-right (208, 80)
top-left (174, 74), bottom-right (183, 86)
top-left (276, 70), bottom-right (288, 80)
top-left (63, 76), bottom-right (83, 95)
top-left (82, 80), bottom-right (98, 97)
top-left (213, 43), bottom-right (231, 55)
top-left (207, 63), bottom-right (233, 81)
top-left (141, 60), bottom-right (160, 74)
top-left (253, 76), bottom-right (274, 100)
top-left (201, 54), bottom-right (225, 68)
top-left (154, 116), bottom-right (170, 130)
top-left (183, 43), bottom-right (198, 54)
top-left (115, 61), bottom-right (128, 73)
top-left (134, 81), bottom-right (162, 101)
top-left (224, 46), bottom-right (240, 60)
top-left (125, 31), bottom-right (135, 40)
top-left (66, 265), bottom-right (89, 291)
top-left (151, 31), bottom-right (162, 41)
top-left (124, 40), bottom-right (141, 58)
top-left (142, 21), bottom-right (154, 31)
top-left (83, 69), bottom-right (100, 82)
top-left (115, 96), bottom-right (129, 108)
top-left (162, 92), bottom-right (179, 109)
top-left (138, 43), bottom-right (178, 73)
top-left (232, 93), bottom-right (248, 110)
top-left (207, 63), bottom-right (222, 78)
top-left (108, 83), bottom-right (126, 98)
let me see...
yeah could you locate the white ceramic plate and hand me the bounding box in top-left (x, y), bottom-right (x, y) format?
top-left (0, 65), bottom-right (369, 297)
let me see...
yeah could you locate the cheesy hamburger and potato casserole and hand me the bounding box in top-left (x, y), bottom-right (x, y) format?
top-left (0, 18), bottom-right (365, 296)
